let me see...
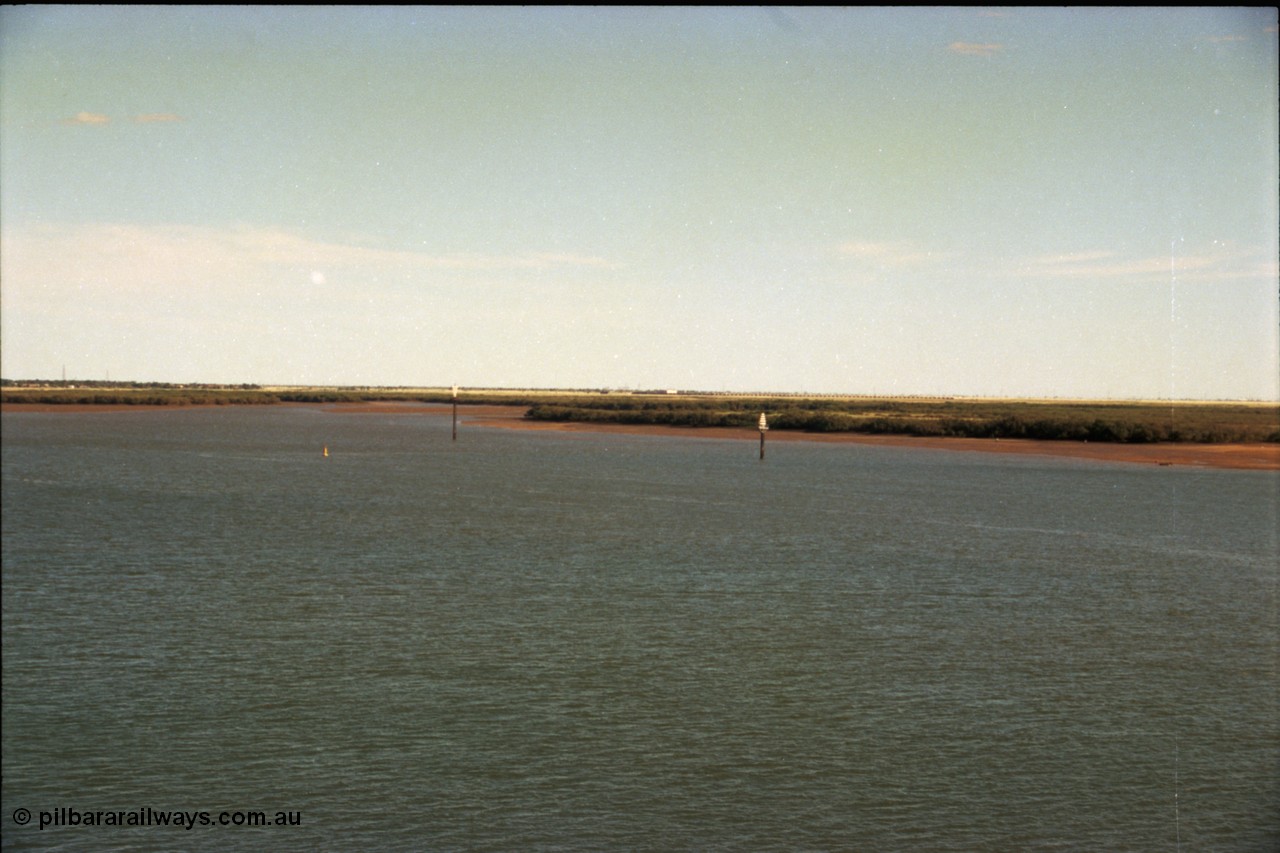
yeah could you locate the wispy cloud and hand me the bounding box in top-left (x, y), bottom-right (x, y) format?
top-left (948, 42), bottom-right (1003, 57)
top-left (1, 224), bottom-right (615, 299)
top-left (1030, 250), bottom-right (1117, 265)
top-left (1207, 35), bottom-right (1248, 43)
top-left (831, 243), bottom-right (1277, 284)
top-left (1018, 245), bottom-right (1278, 283)
top-left (60, 112), bottom-right (185, 126)
top-left (1023, 251), bottom-right (1190, 278)
top-left (231, 229), bottom-right (612, 271)
top-left (836, 240), bottom-right (944, 268)
top-left (62, 112), bottom-right (110, 126)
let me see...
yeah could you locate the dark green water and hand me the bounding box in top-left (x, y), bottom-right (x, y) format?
top-left (3, 407), bottom-right (1277, 851)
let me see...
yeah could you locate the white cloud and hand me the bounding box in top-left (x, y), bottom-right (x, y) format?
top-left (225, 228), bottom-right (612, 271)
top-left (948, 42), bottom-right (1003, 57)
top-left (0, 223), bottom-right (624, 384)
top-left (62, 112), bottom-right (110, 125)
top-left (1027, 250), bottom-right (1118, 265)
top-left (836, 240), bottom-right (942, 267)
top-left (1017, 244), bottom-right (1278, 283)
top-left (0, 224), bottom-right (614, 298)
top-left (831, 242), bottom-right (1277, 285)
top-left (58, 112), bottom-right (185, 126)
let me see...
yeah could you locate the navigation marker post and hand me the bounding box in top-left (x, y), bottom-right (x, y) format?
top-left (758, 412), bottom-right (768, 460)
top-left (452, 385), bottom-right (458, 441)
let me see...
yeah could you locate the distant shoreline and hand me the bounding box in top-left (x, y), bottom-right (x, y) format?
top-left (5, 401), bottom-right (1277, 470)
top-left (454, 404), bottom-right (1280, 471)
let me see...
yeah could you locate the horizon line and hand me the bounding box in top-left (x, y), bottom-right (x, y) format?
top-left (3, 379), bottom-right (1278, 406)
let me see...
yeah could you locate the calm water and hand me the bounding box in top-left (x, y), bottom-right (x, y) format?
top-left (3, 407), bottom-right (1277, 851)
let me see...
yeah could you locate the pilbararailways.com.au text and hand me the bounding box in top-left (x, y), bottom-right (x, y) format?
top-left (14, 807), bottom-right (301, 831)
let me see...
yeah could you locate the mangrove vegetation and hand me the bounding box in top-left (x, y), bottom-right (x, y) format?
top-left (523, 396), bottom-right (1280, 444)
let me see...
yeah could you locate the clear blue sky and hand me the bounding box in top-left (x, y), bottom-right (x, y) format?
top-left (2, 7), bottom-right (1276, 398)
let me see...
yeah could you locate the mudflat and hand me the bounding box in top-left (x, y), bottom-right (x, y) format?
top-left (456, 405), bottom-right (1280, 470)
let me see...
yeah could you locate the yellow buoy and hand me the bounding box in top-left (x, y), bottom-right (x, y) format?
top-left (323, 446), bottom-right (329, 458)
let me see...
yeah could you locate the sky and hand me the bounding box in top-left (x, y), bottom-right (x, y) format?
top-left (1, 7), bottom-right (1277, 399)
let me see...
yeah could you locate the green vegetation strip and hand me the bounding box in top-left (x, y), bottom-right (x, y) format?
top-left (3, 384), bottom-right (1277, 444)
top-left (523, 397), bottom-right (1280, 444)
top-left (0, 383), bottom-right (572, 409)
